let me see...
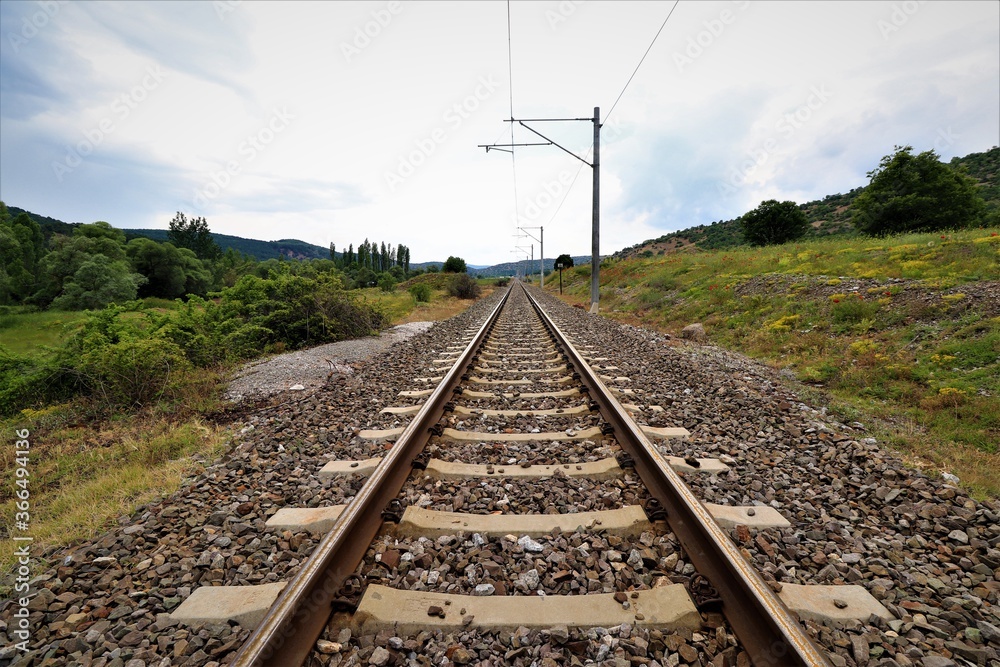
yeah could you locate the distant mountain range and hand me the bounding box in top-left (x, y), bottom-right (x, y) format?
top-left (122, 228), bottom-right (333, 261)
top-left (3, 206), bottom-right (579, 275)
top-left (470, 257), bottom-right (593, 278)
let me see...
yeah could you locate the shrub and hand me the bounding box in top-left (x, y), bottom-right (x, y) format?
top-left (377, 274), bottom-right (396, 292)
top-left (442, 256), bottom-right (467, 273)
top-left (448, 274), bottom-right (480, 299)
top-left (0, 349), bottom-right (77, 416)
top-left (222, 324), bottom-right (274, 361)
top-left (740, 200), bottom-right (809, 246)
top-left (409, 283), bottom-right (432, 303)
top-left (495, 277), bottom-right (510, 287)
top-left (76, 337), bottom-right (192, 408)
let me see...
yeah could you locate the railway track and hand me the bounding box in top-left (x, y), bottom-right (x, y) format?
top-left (7, 281), bottom-right (998, 666)
top-left (193, 281), bottom-right (879, 666)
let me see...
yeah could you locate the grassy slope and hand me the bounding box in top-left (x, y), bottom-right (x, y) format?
top-left (550, 227), bottom-right (1000, 497)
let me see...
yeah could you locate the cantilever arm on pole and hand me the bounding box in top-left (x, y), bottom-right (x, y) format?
top-left (516, 122), bottom-right (592, 167)
top-left (478, 142), bottom-right (551, 153)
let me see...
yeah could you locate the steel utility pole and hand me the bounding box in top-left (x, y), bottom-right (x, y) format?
top-left (479, 107), bottom-right (601, 311)
top-left (520, 226), bottom-right (543, 288)
top-left (590, 107), bottom-right (600, 313)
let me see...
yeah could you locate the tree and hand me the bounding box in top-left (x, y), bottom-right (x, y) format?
top-left (740, 200), bottom-right (809, 246)
top-left (50, 254), bottom-right (146, 310)
top-left (442, 256), bottom-right (467, 273)
top-left (554, 254), bottom-right (574, 269)
top-left (852, 146), bottom-right (986, 236)
top-left (168, 212), bottom-right (221, 260)
top-left (0, 210), bottom-right (46, 302)
top-left (127, 238), bottom-right (212, 299)
top-left (35, 222), bottom-right (143, 307)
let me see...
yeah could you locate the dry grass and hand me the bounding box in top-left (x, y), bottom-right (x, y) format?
top-left (397, 287), bottom-right (495, 324)
top-left (0, 416), bottom-right (229, 592)
top-left (357, 285), bottom-right (495, 325)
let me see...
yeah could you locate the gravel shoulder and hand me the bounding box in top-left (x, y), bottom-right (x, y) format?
top-left (224, 322), bottom-right (436, 403)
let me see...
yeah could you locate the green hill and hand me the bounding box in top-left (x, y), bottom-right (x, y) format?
top-left (617, 146), bottom-right (1000, 259)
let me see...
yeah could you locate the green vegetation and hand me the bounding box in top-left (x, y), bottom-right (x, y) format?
top-left (740, 199), bottom-right (810, 246)
top-left (555, 253), bottom-right (575, 269)
top-left (552, 227), bottom-right (1000, 497)
top-left (617, 146), bottom-right (999, 259)
top-left (409, 282), bottom-right (432, 302)
top-left (448, 273), bottom-right (481, 299)
top-left (167, 211), bottom-right (222, 260)
top-left (853, 146), bottom-right (986, 236)
top-left (442, 256), bottom-right (467, 273)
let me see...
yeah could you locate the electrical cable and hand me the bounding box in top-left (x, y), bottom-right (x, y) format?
top-left (604, 1), bottom-right (679, 126)
top-left (507, 0), bottom-right (520, 234)
top-left (545, 146), bottom-right (592, 226)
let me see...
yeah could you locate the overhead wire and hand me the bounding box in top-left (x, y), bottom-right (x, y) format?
top-left (604, 0), bottom-right (679, 126)
top-left (542, 1), bottom-right (679, 227)
top-left (506, 0), bottom-right (520, 236)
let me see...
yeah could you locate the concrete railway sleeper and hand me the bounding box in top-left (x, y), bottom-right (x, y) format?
top-left (172, 283), bottom-right (897, 666)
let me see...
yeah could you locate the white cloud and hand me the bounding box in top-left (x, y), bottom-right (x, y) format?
top-left (1, 0), bottom-right (997, 264)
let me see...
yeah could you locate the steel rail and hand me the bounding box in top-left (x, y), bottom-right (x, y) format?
top-left (523, 285), bottom-right (831, 667)
top-left (230, 286), bottom-right (511, 667)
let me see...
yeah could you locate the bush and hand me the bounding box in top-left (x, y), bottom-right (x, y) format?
top-left (409, 283), bottom-right (432, 303)
top-left (377, 274), bottom-right (396, 292)
top-left (449, 274), bottom-right (480, 299)
top-left (442, 256), bottom-right (467, 273)
top-left (76, 337), bottom-right (192, 408)
top-left (222, 324), bottom-right (274, 361)
top-left (495, 277), bottom-right (510, 287)
top-left (740, 200), bottom-right (809, 246)
top-left (0, 349), bottom-right (77, 416)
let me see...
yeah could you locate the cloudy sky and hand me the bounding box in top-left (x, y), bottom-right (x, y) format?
top-left (1, 1), bottom-right (997, 265)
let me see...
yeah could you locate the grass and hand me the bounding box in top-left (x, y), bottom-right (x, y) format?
top-left (0, 297), bottom-right (183, 358)
top-left (0, 282), bottom-right (492, 590)
top-left (0, 309), bottom-right (87, 356)
top-left (0, 413), bottom-right (229, 592)
top-left (550, 227), bottom-right (1000, 497)
top-left (357, 279), bottom-right (495, 326)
